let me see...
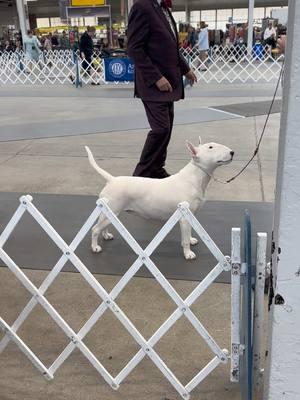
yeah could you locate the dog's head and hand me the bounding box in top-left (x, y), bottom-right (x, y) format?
top-left (186, 137), bottom-right (234, 171)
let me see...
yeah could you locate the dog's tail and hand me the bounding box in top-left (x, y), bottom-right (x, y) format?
top-left (85, 146), bottom-right (113, 182)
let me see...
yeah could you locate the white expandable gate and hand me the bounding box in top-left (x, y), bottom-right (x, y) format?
top-left (181, 45), bottom-right (284, 83)
top-left (0, 46), bottom-right (283, 85)
top-left (0, 195), bottom-right (267, 398)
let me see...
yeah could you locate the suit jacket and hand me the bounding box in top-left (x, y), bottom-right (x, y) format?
top-left (127, 0), bottom-right (190, 102)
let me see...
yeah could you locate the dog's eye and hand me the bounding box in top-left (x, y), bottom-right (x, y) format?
top-left (209, 146), bottom-right (213, 149)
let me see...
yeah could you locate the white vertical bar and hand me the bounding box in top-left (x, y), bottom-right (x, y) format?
top-left (184, 0), bottom-right (190, 24)
top-left (247, 0), bottom-right (255, 52)
top-left (16, 0), bottom-right (28, 39)
top-left (253, 233), bottom-right (267, 389)
top-left (264, 2), bottom-right (300, 399)
top-left (231, 228), bottom-right (241, 382)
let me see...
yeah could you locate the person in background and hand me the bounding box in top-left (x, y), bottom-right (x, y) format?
top-left (127, 0), bottom-right (197, 179)
top-left (79, 26), bottom-right (99, 85)
top-left (51, 32), bottom-right (59, 48)
top-left (16, 31), bottom-right (23, 48)
top-left (187, 26), bottom-right (196, 48)
top-left (195, 27), bottom-right (200, 45)
top-left (117, 31), bottom-right (125, 49)
top-left (277, 32), bottom-right (286, 54)
top-left (59, 31), bottom-right (70, 50)
top-left (277, 31), bottom-right (286, 88)
top-left (43, 34), bottom-right (52, 51)
top-left (23, 29), bottom-right (41, 70)
top-left (123, 29), bottom-right (128, 49)
top-left (197, 21), bottom-right (209, 71)
top-left (233, 30), bottom-right (245, 60)
top-left (15, 39), bottom-right (22, 53)
top-left (219, 30), bottom-right (224, 45)
top-left (97, 38), bottom-right (105, 51)
top-left (4, 40), bottom-right (13, 52)
top-left (264, 21), bottom-right (277, 48)
top-left (15, 39), bottom-right (24, 73)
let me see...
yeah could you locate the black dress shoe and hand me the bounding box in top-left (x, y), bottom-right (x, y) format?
top-left (151, 169), bottom-right (170, 179)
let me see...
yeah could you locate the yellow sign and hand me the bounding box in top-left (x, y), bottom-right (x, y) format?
top-left (71, 0), bottom-right (105, 6)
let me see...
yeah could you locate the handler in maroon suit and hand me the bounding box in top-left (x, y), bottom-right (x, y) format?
top-left (127, 0), bottom-right (197, 178)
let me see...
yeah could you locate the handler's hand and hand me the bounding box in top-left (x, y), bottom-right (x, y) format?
top-left (185, 70), bottom-right (197, 85)
top-left (156, 76), bottom-right (173, 92)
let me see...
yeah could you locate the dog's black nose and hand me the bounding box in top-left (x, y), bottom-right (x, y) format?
top-left (230, 151), bottom-right (234, 157)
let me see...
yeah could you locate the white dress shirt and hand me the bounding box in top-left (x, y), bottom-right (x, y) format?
top-left (264, 27), bottom-right (277, 40)
top-left (157, 0), bottom-right (176, 38)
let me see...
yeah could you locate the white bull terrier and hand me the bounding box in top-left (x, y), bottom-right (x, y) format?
top-left (85, 138), bottom-right (234, 260)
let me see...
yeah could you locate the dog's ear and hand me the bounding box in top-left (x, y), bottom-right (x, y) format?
top-left (199, 136), bottom-right (202, 145)
top-left (186, 141), bottom-right (197, 157)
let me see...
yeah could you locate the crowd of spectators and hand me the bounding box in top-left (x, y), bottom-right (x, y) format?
top-left (0, 21), bottom-right (285, 62)
top-left (0, 30), bottom-right (72, 54)
top-left (178, 20), bottom-right (286, 54)
top-left (0, 28), bottom-right (121, 55)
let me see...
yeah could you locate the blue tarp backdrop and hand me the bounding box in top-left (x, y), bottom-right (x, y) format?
top-left (104, 58), bottom-right (135, 82)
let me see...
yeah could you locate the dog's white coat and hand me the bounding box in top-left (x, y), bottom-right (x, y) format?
top-left (85, 139), bottom-right (233, 260)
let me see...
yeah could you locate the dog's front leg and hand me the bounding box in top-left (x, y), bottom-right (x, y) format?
top-left (180, 218), bottom-right (196, 260)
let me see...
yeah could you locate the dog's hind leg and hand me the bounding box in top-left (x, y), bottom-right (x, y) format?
top-left (91, 199), bottom-right (123, 253)
top-left (102, 229), bottom-right (114, 241)
top-left (190, 236), bottom-right (198, 246)
top-left (91, 215), bottom-right (109, 253)
top-left (180, 218), bottom-right (196, 260)
top-left (91, 215), bottom-right (117, 253)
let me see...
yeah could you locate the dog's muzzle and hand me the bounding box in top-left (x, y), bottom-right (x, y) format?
top-left (217, 151), bottom-right (234, 164)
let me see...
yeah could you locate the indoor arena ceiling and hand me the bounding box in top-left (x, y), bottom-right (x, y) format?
top-left (0, 0), bottom-right (289, 15)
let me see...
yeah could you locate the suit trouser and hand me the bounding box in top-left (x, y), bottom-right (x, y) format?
top-left (133, 101), bottom-right (174, 177)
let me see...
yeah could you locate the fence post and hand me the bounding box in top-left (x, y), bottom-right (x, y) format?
top-left (231, 228), bottom-right (242, 382)
top-left (253, 232), bottom-right (267, 393)
top-left (240, 210), bottom-right (253, 400)
top-left (73, 50), bottom-right (82, 88)
top-left (17, 52), bottom-right (24, 73)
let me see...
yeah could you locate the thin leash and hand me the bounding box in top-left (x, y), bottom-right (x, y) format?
top-left (203, 61), bottom-right (285, 185)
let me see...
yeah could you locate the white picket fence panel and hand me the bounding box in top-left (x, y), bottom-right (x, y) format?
top-left (0, 45), bottom-right (283, 85)
top-left (182, 45), bottom-right (284, 83)
top-left (0, 195), bottom-right (239, 399)
top-left (0, 195), bottom-right (268, 397)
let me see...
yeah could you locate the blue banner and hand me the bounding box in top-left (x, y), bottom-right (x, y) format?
top-left (104, 58), bottom-right (135, 82)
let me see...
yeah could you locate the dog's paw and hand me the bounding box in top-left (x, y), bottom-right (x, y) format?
top-left (102, 231), bottom-right (114, 241)
top-left (92, 245), bottom-right (102, 253)
top-left (184, 250), bottom-right (197, 260)
top-left (190, 237), bottom-right (198, 246)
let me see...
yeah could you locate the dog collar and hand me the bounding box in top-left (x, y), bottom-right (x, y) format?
top-left (191, 160), bottom-right (225, 184)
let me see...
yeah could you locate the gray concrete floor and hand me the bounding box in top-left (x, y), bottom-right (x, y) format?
top-left (0, 82), bottom-right (281, 400)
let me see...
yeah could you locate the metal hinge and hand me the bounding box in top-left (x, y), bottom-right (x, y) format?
top-left (231, 262), bottom-right (241, 275)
